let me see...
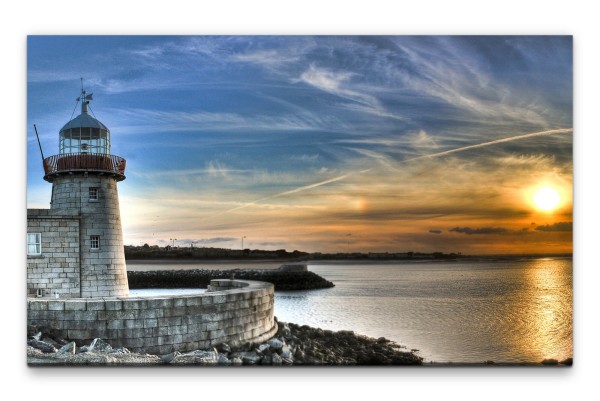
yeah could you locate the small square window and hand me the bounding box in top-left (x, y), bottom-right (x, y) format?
top-left (27, 233), bottom-right (42, 255)
top-left (89, 187), bottom-right (99, 201)
top-left (90, 235), bottom-right (100, 250)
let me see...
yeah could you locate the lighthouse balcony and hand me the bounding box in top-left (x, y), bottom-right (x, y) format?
top-left (43, 153), bottom-right (126, 182)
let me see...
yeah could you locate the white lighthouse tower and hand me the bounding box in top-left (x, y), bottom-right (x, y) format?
top-left (41, 87), bottom-right (129, 297)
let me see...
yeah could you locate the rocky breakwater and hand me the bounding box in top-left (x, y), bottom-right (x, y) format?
top-left (27, 319), bottom-right (423, 366)
top-left (128, 267), bottom-right (334, 291)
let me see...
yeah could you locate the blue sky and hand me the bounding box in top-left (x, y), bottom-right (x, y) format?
top-left (27, 35), bottom-right (573, 254)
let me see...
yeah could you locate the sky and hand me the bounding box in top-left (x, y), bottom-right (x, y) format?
top-left (26, 35), bottom-right (573, 255)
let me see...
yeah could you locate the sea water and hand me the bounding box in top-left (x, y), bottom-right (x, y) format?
top-left (128, 257), bottom-right (572, 363)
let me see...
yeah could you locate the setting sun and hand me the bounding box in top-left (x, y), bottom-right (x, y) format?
top-left (533, 186), bottom-right (561, 211)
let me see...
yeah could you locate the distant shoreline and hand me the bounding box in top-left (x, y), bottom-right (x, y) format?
top-left (126, 254), bottom-right (573, 267)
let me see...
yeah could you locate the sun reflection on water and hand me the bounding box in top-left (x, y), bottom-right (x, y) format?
top-left (511, 259), bottom-right (573, 362)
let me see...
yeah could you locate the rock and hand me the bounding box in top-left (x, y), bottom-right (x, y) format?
top-left (88, 338), bottom-right (112, 352)
top-left (31, 332), bottom-right (42, 341)
top-left (280, 325), bottom-right (291, 338)
top-left (111, 347), bottom-right (130, 355)
top-left (271, 353), bottom-right (282, 365)
top-left (218, 353), bottom-right (232, 365)
top-left (267, 338), bottom-right (284, 350)
top-left (171, 350), bottom-right (219, 365)
top-left (27, 339), bottom-right (57, 354)
top-left (41, 336), bottom-right (63, 349)
top-left (230, 351), bottom-right (262, 365)
top-left (261, 355), bottom-right (272, 365)
top-left (56, 342), bottom-right (76, 356)
top-left (294, 349), bottom-right (305, 361)
top-left (160, 351), bottom-right (181, 364)
top-left (256, 343), bottom-right (270, 354)
top-left (280, 345), bottom-right (293, 359)
top-left (235, 351), bottom-right (261, 365)
top-left (231, 357), bottom-right (243, 366)
top-left (77, 345), bottom-right (90, 353)
top-left (216, 343), bottom-right (231, 354)
top-left (244, 352), bottom-right (262, 365)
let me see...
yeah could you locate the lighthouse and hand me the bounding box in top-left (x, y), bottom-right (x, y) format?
top-left (28, 87), bottom-right (129, 298)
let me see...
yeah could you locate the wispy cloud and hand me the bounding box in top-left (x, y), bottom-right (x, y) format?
top-left (108, 107), bottom-right (347, 135)
top-left (409, 128), bottom-right (573, 161)
top-left (449, 226), bottom-right (509, 235)
top-left (297, 64), bottom-right (407, 121)
top-left (535, 222), bottom-right (573, 232)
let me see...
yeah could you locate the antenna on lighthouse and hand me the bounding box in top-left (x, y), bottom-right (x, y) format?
top-left (33, 124), bottom-right (45, 162)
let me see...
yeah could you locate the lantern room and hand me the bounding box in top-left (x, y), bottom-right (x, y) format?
top-left (59, 90), bottom-right (110, 155)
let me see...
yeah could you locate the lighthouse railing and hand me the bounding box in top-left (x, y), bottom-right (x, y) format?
top-left (43, 153), bottom-right (126, 177)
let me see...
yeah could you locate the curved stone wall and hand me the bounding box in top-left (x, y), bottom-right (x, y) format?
top-left (27, 279), bottom-right (276, 355)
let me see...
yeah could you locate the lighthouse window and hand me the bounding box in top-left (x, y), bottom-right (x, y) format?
top-left (90, 236), bottom-right (100, 250)
top-left (27, 233), bottom-right (42, 255)
top-left (89, 187), bottom-right (99, 201)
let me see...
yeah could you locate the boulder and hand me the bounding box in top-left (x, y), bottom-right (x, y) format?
top-left (111, 347), bottom-right (130, 355)
top-left (216, 343), bottom-right (231, 354)
top-left (56, 342), bottom-right (76, 356)
top-left (233, 351), bottom-right (261, 365)
top-left (218, 354), bottom-right (232, 366)
top-left (272, 353), bottom-right (283, 365)
top-left (280, 345), bottom-right (293, 359)
top-left (27, 339), bottom-right (57, 354)
top-left (171, 350), bottom-right (219, 365)
top-left (294, 349), bottom-right (305, 361)
top-left (88, 338), bottom-right (112, 352)
top-left (256, 343), bottom-right (270, 354)
top-left (267, 338), bottom-right (284, 350)
top-left (280, 325), bottom-right (292, 338)
top-left (160, 351), bottom-right (181, 364)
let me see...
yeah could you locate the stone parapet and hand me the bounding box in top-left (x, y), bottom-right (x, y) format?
top-left (27, 279), bottom-right (276, 355)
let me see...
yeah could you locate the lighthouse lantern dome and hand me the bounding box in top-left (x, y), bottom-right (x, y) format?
top-left (58, 90), bottom-right (110, 155)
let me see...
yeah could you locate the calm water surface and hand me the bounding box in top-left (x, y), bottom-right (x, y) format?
top-left (128, 258), bottom-right (572, 364)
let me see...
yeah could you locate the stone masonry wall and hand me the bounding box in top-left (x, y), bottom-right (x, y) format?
top-left (50, 174), bottom-right (128, 297)
top-left (27, 209), bottom-right (81, 298)
top-left (27, 279), bottom-right (276, 355)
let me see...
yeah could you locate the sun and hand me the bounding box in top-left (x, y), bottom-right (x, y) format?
top-left (533, 186), bottom-right (561, 211)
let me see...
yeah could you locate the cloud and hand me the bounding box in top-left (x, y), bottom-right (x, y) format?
top-left (411, 130), bottom-right (439, 149)
top-left (449, 226), bottom-right (536, 236)
top-left (449, 227), bottom-right (508, 235)
top-left (429, 229), bottom-right (442, 234)
top-left (232, 50), bottom-right (300, 69)
top-left (108, 107), bottom-right (345, 135)
top-left (409, 128), bottom-right (573, 162)
top-left (291, 154), bottom-right (320, 162)
top-left (195, 237), bottom-right (237, 245)
top-left (535, 222), bottom-right (573, 232)
top-left (256, 241), bottom-right (286, 247)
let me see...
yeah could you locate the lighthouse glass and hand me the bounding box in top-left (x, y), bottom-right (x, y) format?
top-left (59, 128), bottom-right (110, 155)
